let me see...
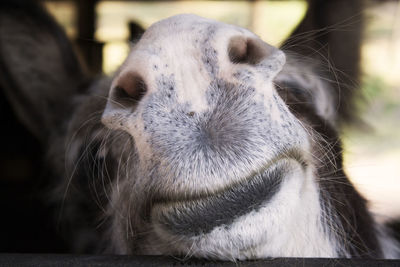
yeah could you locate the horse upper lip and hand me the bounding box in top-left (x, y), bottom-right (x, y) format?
top-left (152, 147), bottom-right (306, 204)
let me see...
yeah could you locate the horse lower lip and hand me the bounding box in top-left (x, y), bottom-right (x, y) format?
top-left (151, 158), bottom-right (304, 237)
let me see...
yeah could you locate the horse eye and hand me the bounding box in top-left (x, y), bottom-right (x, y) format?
top-left (276, 81), bottom-right (311, 104)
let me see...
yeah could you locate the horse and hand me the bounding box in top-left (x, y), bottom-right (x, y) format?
top-left (0, 0), bottom-right (398, 260)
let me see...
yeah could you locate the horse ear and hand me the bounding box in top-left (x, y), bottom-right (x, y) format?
top-left (0, 0), bottom-right (88, 141)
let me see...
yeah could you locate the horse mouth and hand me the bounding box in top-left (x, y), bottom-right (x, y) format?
top-left (151, 150), bottom-right (307, 238)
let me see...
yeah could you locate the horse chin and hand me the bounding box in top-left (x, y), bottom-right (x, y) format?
top-left (148, 157), bottom-right (309, 259)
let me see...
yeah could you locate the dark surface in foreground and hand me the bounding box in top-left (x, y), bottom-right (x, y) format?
top-left (0, 254), bottom-right (399, 267)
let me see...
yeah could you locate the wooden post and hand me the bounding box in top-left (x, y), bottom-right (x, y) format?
top-left (75, 0), bottom-right (103, 74)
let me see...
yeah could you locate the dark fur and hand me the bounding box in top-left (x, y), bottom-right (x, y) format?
top-left (0, 0), bottom-right (88, 140)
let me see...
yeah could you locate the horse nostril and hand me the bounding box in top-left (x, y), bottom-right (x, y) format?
top-left (112, 72), bottom-right (147, 107)
top-left (228, 36), bottom-right (275, 65)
